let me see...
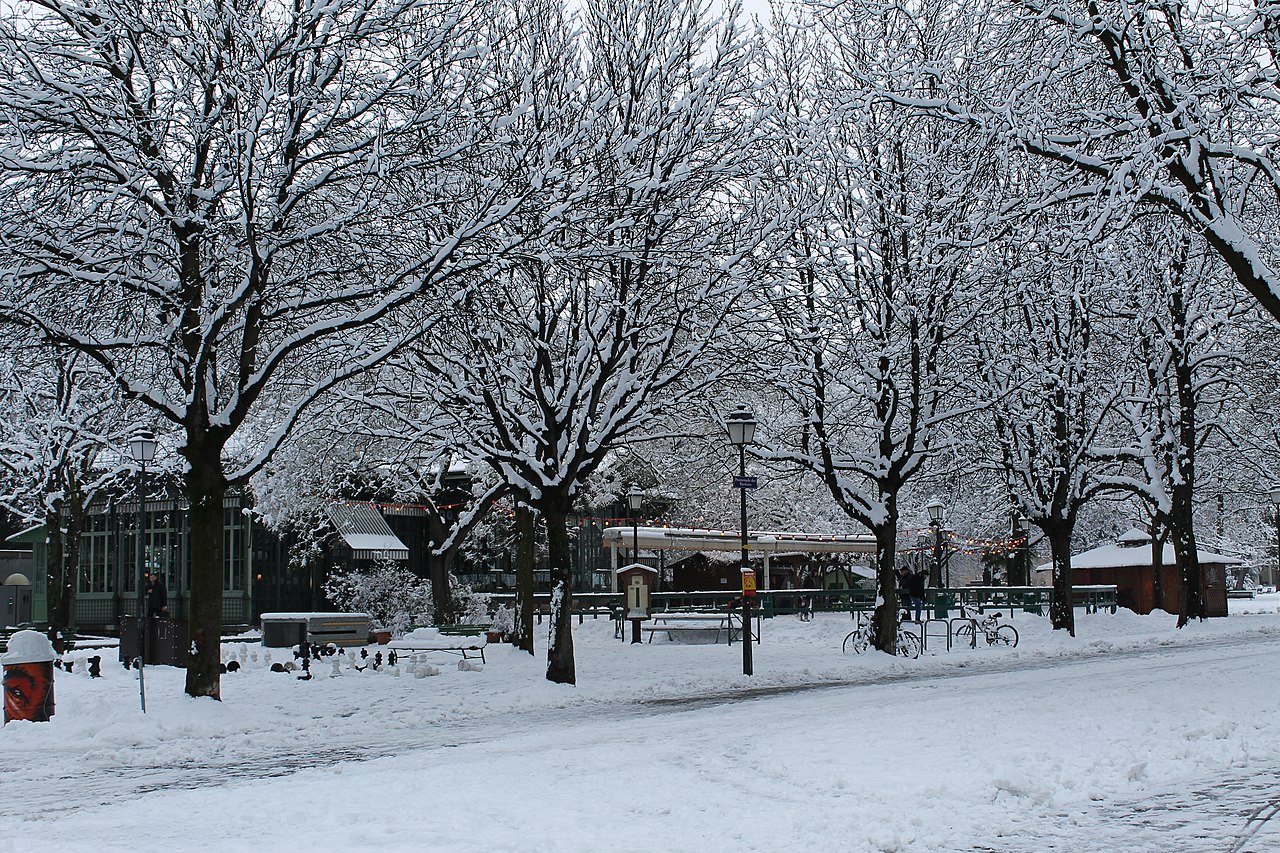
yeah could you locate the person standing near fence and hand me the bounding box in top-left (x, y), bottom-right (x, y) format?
top-left (907, 566), bottom-right (927, 622)
top-left (147, 572), bottom-right (168, 619)
top-left (895, 566), bottom-right (913, 621)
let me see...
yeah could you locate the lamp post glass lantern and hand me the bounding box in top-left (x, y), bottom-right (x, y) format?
top-left (627, 486), bottom-right (644, 561)
top-left (726, 406), bottom-right (757, 677)
top-left (1015, 514), bottom-right (1031, 587)
top-left (127, 429), bottom-right (157, 713)
top-left (926, 497), bottom-right (946, 589)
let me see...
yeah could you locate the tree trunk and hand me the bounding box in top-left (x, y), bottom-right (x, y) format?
top-left (1044, 522), bottom-right (1075, 636)
top-left (513, 504), bottom-right (535, 655)
top-left (542, 503), bottom-right (575, 684)
top-left (1171, 326), bottom-right (1205, 626)
top-left (424, 514), bottom-right (454, 624)
top-left (184, 436), bottom-right (226, 699)
top-left (44, 508), bottom-right (67, 654)
top-left (871, 519), bottom-right (900, 654)
top-left (1170, 491), bottom-right (1205, 627)
top-left (60, 488), bottom-right (85, 652)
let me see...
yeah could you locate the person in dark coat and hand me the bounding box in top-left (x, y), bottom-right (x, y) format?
top-left (895, 565), bottom-right (913, 620)
top-left (146, 572), bottom-right (168, 619)
top-left (906, 567), bottom-right (928, 622)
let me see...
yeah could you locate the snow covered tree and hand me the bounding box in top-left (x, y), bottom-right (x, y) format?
top-left (0, 0), bottom-right (549, 698)
top-left (1095, 227), bottom-right (1242, 624)
top-left (412, 0), bottom-right (763, 683)
top-left (759, 0), bottom-right (989, 653)
top-left (256, 376), bottom-right (509, 624)
top-left (973, 229), bottom-right (1121, 635)
top-left (0, 337), bottom-right (128, 651)
top-left (975, 0), bottom-right (1280, 321)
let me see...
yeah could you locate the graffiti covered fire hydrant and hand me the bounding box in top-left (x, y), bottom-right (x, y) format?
top-left (2, 629), bottom-right (57, 724)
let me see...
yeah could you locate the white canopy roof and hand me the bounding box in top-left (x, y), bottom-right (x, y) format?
top-left (600, 526), bottom-right (877, 555)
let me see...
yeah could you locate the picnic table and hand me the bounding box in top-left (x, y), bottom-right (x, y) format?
top-left (644, 612), bottom-right (731, 644)
top-left (642, 610), bottom-right (762, 645)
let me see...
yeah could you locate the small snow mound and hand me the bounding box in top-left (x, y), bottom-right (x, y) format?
top-left (0, 630), bottom-right (56, 664)
top-left (457, 659), bottom-right (483, 672)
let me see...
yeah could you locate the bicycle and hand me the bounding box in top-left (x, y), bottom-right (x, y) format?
top-left (842, 616), bottom-right (921, 659)
top-left (953, 605), bottom-right (1019, 648)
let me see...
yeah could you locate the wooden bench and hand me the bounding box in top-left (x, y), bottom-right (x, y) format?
top-left (1227, 590), bottom-right (1257, 600)
top-left (387, 625), bottom-right (489, 662)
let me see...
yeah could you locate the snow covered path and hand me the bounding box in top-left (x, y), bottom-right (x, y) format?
top-left (3, 607), bottom-right (1279, 852)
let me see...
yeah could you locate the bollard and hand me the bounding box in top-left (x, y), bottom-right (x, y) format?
top-left (3, 630), bottom-right (57, 724)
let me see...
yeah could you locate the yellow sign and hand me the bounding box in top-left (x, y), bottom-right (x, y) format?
top-left (742, 569), bottom-right (757, 596)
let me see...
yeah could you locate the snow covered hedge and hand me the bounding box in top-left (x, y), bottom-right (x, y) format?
top-left (324, 557), bottom-right (502, 635)
top-left (323, 557), bottom-right (434, 636)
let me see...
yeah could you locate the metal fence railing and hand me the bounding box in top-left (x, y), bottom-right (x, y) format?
top-left (488, 584), bottom-right (1117, 622)
top-left (71, 592), bottom-right (258, 631)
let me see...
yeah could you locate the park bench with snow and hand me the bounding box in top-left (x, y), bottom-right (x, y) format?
top-left (386, 625), bottom-right (489, 663)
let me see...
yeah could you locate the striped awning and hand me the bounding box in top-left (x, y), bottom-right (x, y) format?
top-left (324, 503), bottom-right (409, 560)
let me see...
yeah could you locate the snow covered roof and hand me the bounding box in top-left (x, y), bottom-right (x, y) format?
top-left (5, 525), bottom-right (45, 545)
top-left (1035, 528), bottom-right (1242, 572)
top-left (1116, 528), bottom-right (1150, 545)
top-left (614, 562), bottom-right (657, 575)
top-left (324, 503), bottom-right (409, 560)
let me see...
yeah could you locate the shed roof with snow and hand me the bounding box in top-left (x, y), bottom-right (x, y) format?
top-left (1037, 528), bottom-right (1242, 572)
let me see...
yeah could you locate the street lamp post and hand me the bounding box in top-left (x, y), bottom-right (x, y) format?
top-left (1016, 514), bottom-right (1031, 587)
top-left (1269, 486), bottom-right (1280, 589)
top-left (926, 497), bottom-right (946, 589)
top-left (1004, 511), bottom-right (1017, 586)
top-left (627, 485), bottom-right (645, 645)
top-left (726, 406), bottom-right (757, 677)
top-left (627, 485), bottom-right (644, 564)
top-left (127, 428), bottom-right (157, 713)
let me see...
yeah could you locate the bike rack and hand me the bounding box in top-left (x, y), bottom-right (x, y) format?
top-left (950, 617), bottom-right (978, 649)
top-left (920, 618), bottom-right (951, 652)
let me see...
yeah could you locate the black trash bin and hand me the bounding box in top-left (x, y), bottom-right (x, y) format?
top-left (119, 615), bottom-right (188, 666)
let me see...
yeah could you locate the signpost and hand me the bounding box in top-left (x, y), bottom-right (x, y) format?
top-left (732, 475), bottom-right (758, 489)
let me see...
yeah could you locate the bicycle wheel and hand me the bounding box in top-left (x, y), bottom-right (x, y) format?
top-left (843, 629), bottom-right (871, 655)
top-left (953, 621), bottom-right (975, 648)
top-left (991, 624), bottom-right (1019, 647)
top-left (896, 629), bottom-right (921, 660)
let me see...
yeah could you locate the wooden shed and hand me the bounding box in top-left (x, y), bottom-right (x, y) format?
top-left (1039, 528), bottom-right (1237, 617)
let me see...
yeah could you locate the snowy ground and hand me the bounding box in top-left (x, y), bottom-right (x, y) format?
top-left (3, 597), bottom-right (1280, 853)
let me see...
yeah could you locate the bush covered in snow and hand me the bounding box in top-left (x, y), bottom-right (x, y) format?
top-left (489, 604), bottom-right (514, 636)
top-left (324, 556), bottom-right (433, 635)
